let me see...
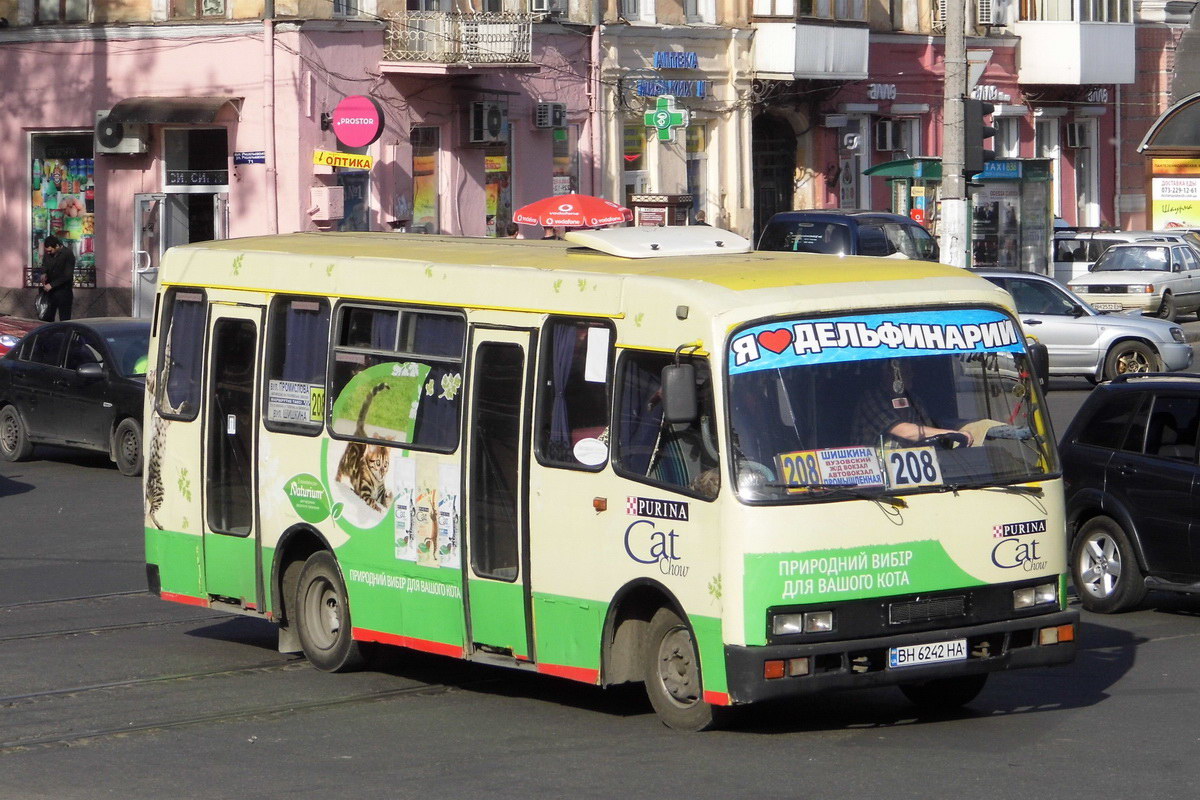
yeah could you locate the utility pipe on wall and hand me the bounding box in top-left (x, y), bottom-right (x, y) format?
top-left (263, 4), bottom-right (279, 235)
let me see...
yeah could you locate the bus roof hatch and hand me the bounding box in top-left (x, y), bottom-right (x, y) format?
top-left (563, 226), bottom-right (754, 259)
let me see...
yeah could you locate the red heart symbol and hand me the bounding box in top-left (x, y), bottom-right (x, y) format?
top-left (757, 329), bottom-right (793, 354)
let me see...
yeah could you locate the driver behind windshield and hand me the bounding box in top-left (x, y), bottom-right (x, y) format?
top-left (852, 357), bottom-right (1000, 449)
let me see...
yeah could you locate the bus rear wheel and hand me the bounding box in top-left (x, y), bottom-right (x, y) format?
top-left (643, 607), bottom-right (720, 731)
top-left (899, 673), bottom-right (988, 711)
top-left (295, 551), bottom-right (365, 672)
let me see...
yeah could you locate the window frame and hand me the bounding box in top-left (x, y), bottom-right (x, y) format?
top-left (326, 300), bottom-right (467, 454)
top-left (155, 288), bottom-right (207, 422)
top-left (611, 348), bottom-right (721, 502)
top-left (533, 316), bottom-right (616, 472)
top-left (263, 295), bottom-right (332, 438)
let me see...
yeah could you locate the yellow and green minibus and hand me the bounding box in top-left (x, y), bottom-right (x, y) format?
top-left (144, 226), bottom-right (1077, 730)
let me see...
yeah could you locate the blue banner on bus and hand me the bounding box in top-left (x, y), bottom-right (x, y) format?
top-left (728, 309), bottom-right (1022, 375)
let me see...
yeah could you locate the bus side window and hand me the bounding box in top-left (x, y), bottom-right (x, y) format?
top-left (328, 304), bottom-right (465, 452)
top-left (535, 318), bottom-right (613, 469)
top-left (156, 289), bottom-right (206, 420)
top-left (263, 297), bottom-right (331, 435)
top-left (614, 351), bottom-right (719, 500)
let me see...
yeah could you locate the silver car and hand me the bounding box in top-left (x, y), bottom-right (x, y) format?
top-left (1066, 242), bottom-right (1200, 322)
top-left (977, 270), bottom-right (1193, 382)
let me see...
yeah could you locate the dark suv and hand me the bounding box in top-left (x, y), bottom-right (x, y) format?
top-left (757, 210), bottom-right (940, 261)
top-left (1060, 373), bottom-right (1200, 612)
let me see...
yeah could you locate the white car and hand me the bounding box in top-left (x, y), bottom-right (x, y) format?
top-left (1068, 242), bottom-right (1200, 322)
top-left (976, 270), bottom-right (1193, 382)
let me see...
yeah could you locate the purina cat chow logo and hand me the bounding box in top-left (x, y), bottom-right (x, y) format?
top-left (626, 496), bottom-right (689, 521)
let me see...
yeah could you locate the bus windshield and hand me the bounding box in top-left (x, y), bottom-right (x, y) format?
top-left (726, 308), bottom-right (1057, 502)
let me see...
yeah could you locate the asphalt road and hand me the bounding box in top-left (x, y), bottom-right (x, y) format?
top-left (3, 351), bottom-right (1200, 799)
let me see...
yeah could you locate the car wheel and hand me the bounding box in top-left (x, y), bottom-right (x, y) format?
top-left (0, 405), bottom-right (33, 462)
top-left (1156, 292), bottom-right (1177, 322)
top-left (1103, 341), bottom-right (1159, 382)
top-left (1071, 515), bottom-right (1147, 614)
top-left (114, 418), bottom-right (143, 477)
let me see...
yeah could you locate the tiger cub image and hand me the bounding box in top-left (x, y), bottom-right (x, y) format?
top-left (335, 383), bottom-right (394, 512)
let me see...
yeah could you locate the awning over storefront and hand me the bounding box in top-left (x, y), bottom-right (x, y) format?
top-left (1138, 92), bottom-right (1200, 154)
top-left (863, 157), bottom-right (943, 181)
top-left (105, 96), bottom-right (243, 125)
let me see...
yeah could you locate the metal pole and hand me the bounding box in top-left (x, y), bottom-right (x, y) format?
top-left (940, 0), bottom-right (967, 267)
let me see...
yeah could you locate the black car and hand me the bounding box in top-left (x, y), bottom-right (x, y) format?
top-left (0, 318), bottom-right (149, 476)
top-left (756, 210), bottom-right (940, 261)
top-left (1060, 373), bottom-right (1200, 612)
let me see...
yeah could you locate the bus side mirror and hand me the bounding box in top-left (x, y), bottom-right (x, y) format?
top-left (661, 363), bottom-right (698, 424)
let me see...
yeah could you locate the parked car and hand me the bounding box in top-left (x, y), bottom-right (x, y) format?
top-left (756, 210), bottom-right (940, 261)
top-left (1060, 373), bottom-right (1200, 612)
top-left (1051, 229), bottom-right (1200, 284)
top-left (976, 270), bottom-right (1192, 382)
top-left (0, 315), bottom-right (41, 357)
top-left (0, 318), bottom-right (150, 476)
top-left (1067, 241), bottom-right (1200, 322)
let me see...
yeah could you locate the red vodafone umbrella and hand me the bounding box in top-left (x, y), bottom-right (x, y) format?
top-left (513, 194), bottom-right (632, 228)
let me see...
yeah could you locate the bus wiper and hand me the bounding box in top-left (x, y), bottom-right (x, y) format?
top-left (763, 482), bottom-right (908, 508)
top-left (941, 480), bottom-right (1045, 497)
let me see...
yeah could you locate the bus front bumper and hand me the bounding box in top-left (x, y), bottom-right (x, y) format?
top-left (723, 608), bottom-right (1078, 705)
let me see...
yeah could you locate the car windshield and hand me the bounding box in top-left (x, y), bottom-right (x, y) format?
top-left (1092, 246), bottom-right (1171, 272)
top-left (758, 221), bottom-right (851, 255)
top-left (727, 309), bottom-right (1057, 503)
top-left (105, 328), bottom-right (150, 377)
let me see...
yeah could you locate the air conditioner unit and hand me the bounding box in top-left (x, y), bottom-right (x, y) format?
top-left (530, 0), bottom-right (557, 13)
top-left (468, 101), bottom-right (508, 145)
top-left (1065, 122), bottom-right (1088, 149)
top-left (535, 102), bottom-right (566, 129)
top-left (94, 110), bottom-right (148, 155)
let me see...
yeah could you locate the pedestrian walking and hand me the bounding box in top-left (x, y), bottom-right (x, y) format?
top-left (40, 235), bottom-right (75, 321)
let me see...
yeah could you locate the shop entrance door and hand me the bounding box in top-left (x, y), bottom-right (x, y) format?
top-left (133, 192), bottom-right (228, 318)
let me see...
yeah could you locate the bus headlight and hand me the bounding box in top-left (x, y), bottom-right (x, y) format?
top-left (772, 610), bottom-right (835, 635)
top-left (1013, 582), bottom-right (1057, 609)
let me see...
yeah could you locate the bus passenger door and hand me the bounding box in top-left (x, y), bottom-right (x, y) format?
top-left (465, 328), bottom-right (535, 662)
top-left (202, 305), bottom-right (265, 608)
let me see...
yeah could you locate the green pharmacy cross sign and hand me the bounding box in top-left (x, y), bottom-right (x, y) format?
top-left (643, 95), bottom-right (690, 143)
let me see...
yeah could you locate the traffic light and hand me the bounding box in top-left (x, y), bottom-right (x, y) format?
top-left (964, 98), bottom-right (996, 175)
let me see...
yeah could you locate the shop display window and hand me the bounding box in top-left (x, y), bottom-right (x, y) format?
top-left (411, 127), bottom-right (440, 234)
top-left (29, 133), bottom-right (96, 290)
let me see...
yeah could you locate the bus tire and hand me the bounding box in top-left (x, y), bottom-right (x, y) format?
top-left (114, 418), bottom-right (143, 477)
top-left (0, 405), bottom-right (33, 462)
top-left (899, 673), bottom-right (988, 711)
top-left (1071, 515), bottom-right (1146, 614)
top-left (643, 607), bottom-right (719, 731)
top-left (295, 551), bottom-right (365, 672)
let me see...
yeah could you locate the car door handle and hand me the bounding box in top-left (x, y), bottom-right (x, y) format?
top-left (1022, 319), bottom-right (1043, 325)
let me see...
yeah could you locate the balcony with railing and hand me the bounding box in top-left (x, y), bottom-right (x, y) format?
top-left (382, 11), bottom-right (533, 70)
top-left (751, 0), bottom-right (869, 80)
top-left (1013, 0), bottom-right (1134, 84)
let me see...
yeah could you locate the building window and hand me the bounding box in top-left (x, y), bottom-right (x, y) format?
top-left (170, 0), bottom-right (225, 18)
top-left (623, 124), bottom-right (648, 207)
top-left (35, 0), bottom-right (89, 22)
top-left (798, 0), bottom-right (865, 21)
top-left (752, 0), bottom-right (795, 16)
top-left (620, 0), bottom-right (654, 21)
top-left (995, 117), bottom-right (1020, 158)
top-left (552, 126), bottom-right (579, 196)
top-left (29, 133), bottom-right (95, 290)
top-left (411, 127), bottom-right (440, 234)
top-left (686, 0), bottom-right (716, 22)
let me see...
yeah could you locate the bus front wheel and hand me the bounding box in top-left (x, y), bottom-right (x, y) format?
top-left (643, 607), bottom-right (720, 731)
top-left (295, 551), bottom-right (365, 672)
